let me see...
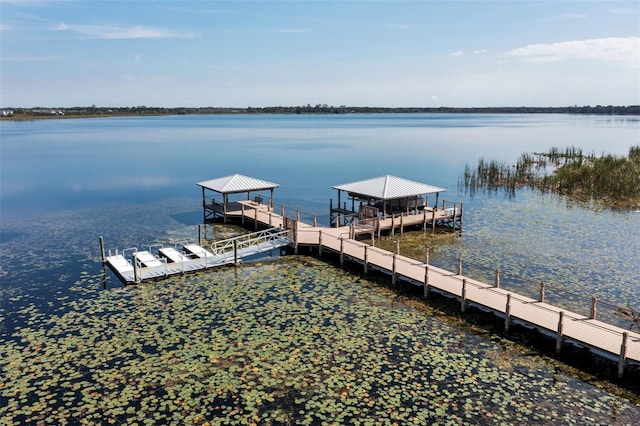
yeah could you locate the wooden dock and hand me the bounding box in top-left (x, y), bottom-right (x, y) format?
top-left (101, 227), bottom-right (291, 284)
top-left (223, 201), bottom-right (640, 377)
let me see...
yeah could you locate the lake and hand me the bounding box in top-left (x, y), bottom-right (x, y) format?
top-left (1, 113), bottom-right (639, 424)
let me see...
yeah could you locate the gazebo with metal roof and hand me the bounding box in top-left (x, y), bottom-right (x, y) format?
top-left (330, 175), bottom-right (446, 226)
top-left (197, 174), bottom-right (279, 222)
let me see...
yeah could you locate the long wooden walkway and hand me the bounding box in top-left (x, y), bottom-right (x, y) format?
top-left (226, 201), bottom-right (640, 377)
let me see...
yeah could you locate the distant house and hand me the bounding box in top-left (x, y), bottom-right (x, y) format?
top-left (1, 110), bottom-right (14, 117)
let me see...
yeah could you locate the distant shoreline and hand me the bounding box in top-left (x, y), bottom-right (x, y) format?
top-left (2, 105), bottom-right (639, 121)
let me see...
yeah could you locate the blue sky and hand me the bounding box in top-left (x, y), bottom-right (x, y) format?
top-left (1, 0), bottom-right (638, 108)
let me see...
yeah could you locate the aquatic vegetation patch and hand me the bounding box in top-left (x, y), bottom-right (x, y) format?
top-left (462, 145), bottom-right (640, 209)
top-left (1, 257), bottom-right (638, 424)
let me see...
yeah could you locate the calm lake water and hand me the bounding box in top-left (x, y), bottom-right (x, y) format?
top-left (1, 114), bottom-right (639, 424)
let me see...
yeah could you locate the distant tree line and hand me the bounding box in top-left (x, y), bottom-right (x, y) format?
top-left (3, 104), bottom-right (639, 118)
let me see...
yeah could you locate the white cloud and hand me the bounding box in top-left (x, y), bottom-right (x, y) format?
top-left (505, 37), bottom-right (640, 66)
top-left (543, 13), bottom-right (588, 22)
top-left (447, 51), bottom-right (464, 57)
top-left (54, 21), bottom-right (197, 39)
top-left (2, 54), bottom-right (59, 62)
top-left (378, 24), bottom-right (412, 30)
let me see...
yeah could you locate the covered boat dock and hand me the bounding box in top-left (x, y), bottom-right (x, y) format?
top-left (197, 174), bottom-right (279, 223)
top-left (330, 175), bottom-right (462, 236)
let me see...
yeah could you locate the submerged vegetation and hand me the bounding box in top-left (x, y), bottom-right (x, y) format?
top-left (462, 146), bottom-right (640, 208)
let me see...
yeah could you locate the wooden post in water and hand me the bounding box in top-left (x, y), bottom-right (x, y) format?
top-left (364, 245), bottom-right (369, 276)
top-left (618, 332), bottom-right (628, 378)
top-left (459, 203), bottom-right (464, 232)
top-left (423, 207), bottom-right (427, 231)
top-left (539, 282), bottom-right (546, 303)
top-left (457, 257), bottom-right (462, 275)
top-left (296, 210), bottom-right (300, 222)
top-left (241, 203), bottom-right (245, 225)
top-left (233, 240), bottom-right (238, 265)
top-left (99, 236), bottom-right (106, 263)
top-left (313, 214), bottom-right (317, 227)
top-left (400, 214), bottom-right (404, 235)
top-left (494, 268), bottom-right (501, 288)
top-left (396, 240), bottom-right (400, 255)
top-left (461, 278), bottom-right (467, 312)
top-left (133, 253), bottom-right (139, 283)
top-left (340, 238), bottom-right (344, 266)
top-left (424, 265), bottom-right (430, 300)
top-left (431, 209), bottom-right (436, 235)
top-left (425, 248), bottom-right (429, 265)
top-left (556, 311), bottom-right (564, 353)
top-left (318, 231), bottom-right (323, 256)
top-left (391, 215), bottom-right (395, 236)
top-left (392, 254), bottom-right (397, 286)
top-left (505, 294), bottom-right (512, 332)
top-left (254, 207), bottom-right (259, 230)
top-left (590, 297), bottom-right (597, 320)
top-left (452, 205), bottom-right (457, 231)
top-left (198, 224), bottom-right (202, 246)
top-left (269, 212), bottom-right (273, 227)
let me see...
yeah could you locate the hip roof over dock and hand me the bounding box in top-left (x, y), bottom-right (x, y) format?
top-left (332, 175), bottom-right (445, 200)
top-left (197, 174), bottom-right (279, 194)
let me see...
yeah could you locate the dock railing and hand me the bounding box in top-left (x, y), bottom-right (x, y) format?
top-left (292, 226), bottom-right (640, 375)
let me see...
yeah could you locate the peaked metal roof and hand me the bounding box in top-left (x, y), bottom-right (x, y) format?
top-left (332, 175), bottom-right (445, 200)
top-left (197, 174), bottom-right (279, 194)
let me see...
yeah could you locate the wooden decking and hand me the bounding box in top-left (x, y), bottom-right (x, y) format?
top-left (224, 201), bottom-right (640, 377)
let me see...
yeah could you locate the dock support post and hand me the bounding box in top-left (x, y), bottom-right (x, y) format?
top-left (241, 204), bottom-right (245, 225)
top-left (340, 238), bottom-right (344, 266)
top-left (461, 278), bottom-right (467, 312)
top-left (396, 240), bottom-right (400, 255)
top-left (590, 297), bottom-right (597, 320)
top-left (494, 268), bottom-right (501, 288)
top-left (452, 205), bottom-right (457, 231)
top-left (255, 207), bottom-right (259, 230)
top-left (198, 224), bottom-right (202, 246)
top-left (133, 253), bottom-right (140, 283)
top-left (391, 215), bottom-right (395, 236)
top-left (400, 214), bottom-right (404, 234)
top-left (318, 231), bottom-right (323, 256)
top-left (424, 265), bottom-right (429, 300)
top-left (459, 203), bottom-right (464, 232)
top-left (431, 209), bottom-right (436, 235)
top-left (364, 245), bottom-right (368, 276)
top-left (296, 210), bottom-right (300, 222)
top-left (269, 212), bottom-right (273, 227)
top-left (313, 214), bottom-right (317, 227)
top-left (505, 294), bottom-right (512, 332)
top-left (233, 240), bottom-right (238, 265)
top-left (618, 332), bottom-right (628, 378)
top-left (539, 282), bottom-right (546, 303)
top-left (99, 236), bottom-right (106, 263)
top-left (556, 311), bottom-right (564, 353)
top-left (392, 255), bottom-right (397, 286)
top-left (425, 248), bottom-right (429, 265)
top-left (423, 207), bottom-right (427, 231)
top-left (457, 257), bottom-right (462, 275)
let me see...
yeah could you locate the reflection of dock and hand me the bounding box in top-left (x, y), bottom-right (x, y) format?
top-left (101, 228), bottom-right (291, 284)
